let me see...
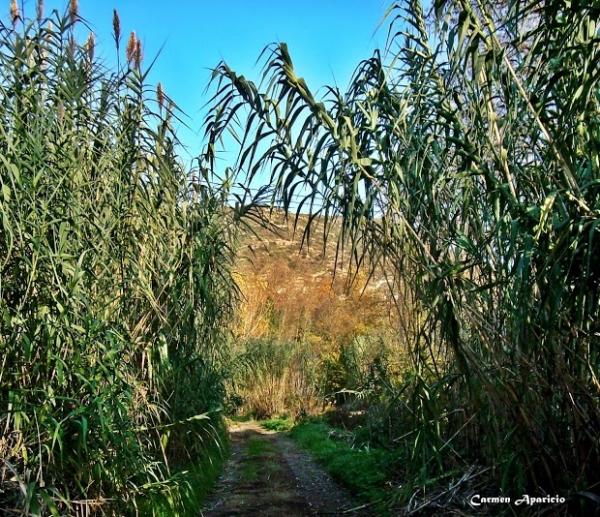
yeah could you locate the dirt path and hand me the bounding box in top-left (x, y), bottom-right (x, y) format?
top-left (202, 421), bottom-right (371, 516)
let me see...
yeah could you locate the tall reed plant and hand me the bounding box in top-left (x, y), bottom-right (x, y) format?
top-left (203, 0), bottom-right (600, 508)
top-left (0, 2), bottom-right (238, 514)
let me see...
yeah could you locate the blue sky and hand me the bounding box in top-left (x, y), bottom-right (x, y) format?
top-left (38, 0), bottom-right (388, 159)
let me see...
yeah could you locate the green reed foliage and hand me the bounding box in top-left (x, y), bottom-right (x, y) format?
top-left (0, 3), bottom-right (237, 514)
top-left (203, 0), bottom-right (600, 505)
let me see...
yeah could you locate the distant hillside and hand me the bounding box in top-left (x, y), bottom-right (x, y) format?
top-left (233, 210), bottom-right (394, 344)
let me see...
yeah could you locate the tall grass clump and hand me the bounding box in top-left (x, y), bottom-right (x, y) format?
top-left (227, 338), bottom-right (320, 419)
top-left (204, 0), bottom-right (600, 509)
top-left (0, 2), bottom-right (237, 514)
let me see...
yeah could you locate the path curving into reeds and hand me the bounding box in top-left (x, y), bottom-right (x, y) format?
top-left (203, 421), bottom-right (369, 516)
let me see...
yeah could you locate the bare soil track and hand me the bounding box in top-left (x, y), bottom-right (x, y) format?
top-left (202, 421), bottom-right (372, 516)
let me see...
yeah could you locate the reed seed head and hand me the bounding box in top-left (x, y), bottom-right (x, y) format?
top-left (113, 9), bottom-right (121, 46)
top-left (86, 32), bottom-right (95, 62)
top-left (69, 0), bottom-right (78, 23)
top-left (134, 38), bottom-right (143, 68)
top-left (36, 0), bottom-right (43, 21)
top-left (126, 31), bottom-right (137, 64)
top-left (157, 82), bottom-right (165, 111)
top-left (68, 35), bottom-right (76, 58)
top-left (10, 0), bottom-right (19, 26)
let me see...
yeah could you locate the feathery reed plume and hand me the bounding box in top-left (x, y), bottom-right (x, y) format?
top-left (86, 32), bottom-right (95, 62)
top-left (126, 31), bottom-right (136, 64)
top-left (10, 0), bottom-right (19, 26)
top-left (68, 35), bottom-right (76, 58)
top-left (69, 0), bottom-right (78, 23)
top-left (36, 0), bottom-right (43, 21)
top-left (134, 38), bottom-right (143, 68)
top-left (157, 82), bottom-right (165, 112)
top-left (113, 9), bottom-right (121, 48)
